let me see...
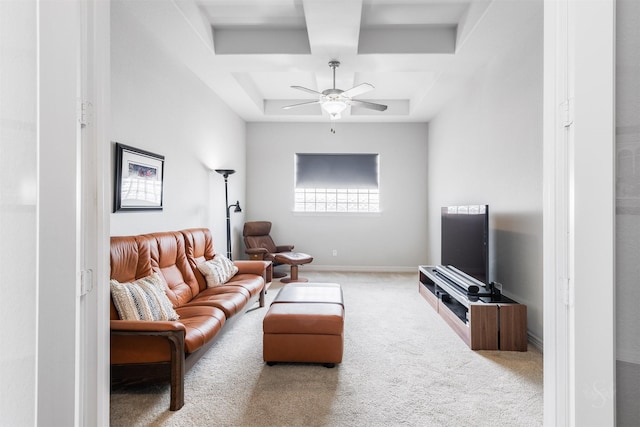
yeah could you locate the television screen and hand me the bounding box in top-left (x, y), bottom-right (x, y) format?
top-left (441, 205), bottom-right (489, 284)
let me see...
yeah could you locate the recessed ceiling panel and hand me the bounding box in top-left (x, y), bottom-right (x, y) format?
top-left (359, 25), bottom-right (456, 54)
top-left (213, 28), bottom-right (310, 54)
top-left (251, 72), bottom-right (319, 99)
top-left (361, 1), bottom-right (470, 26)
top-left (200, 0), bottom-right (309, 54)
top-left (265, 99), bottom-right (322, 116)
top-left (354, 71), bottom-right (436, 99)
top-left (199, 0), bottom-right (305, 27)
top-left (359, 1), bottom-right (467, 54)
top-left (350, 100), bottom-right (409, 116)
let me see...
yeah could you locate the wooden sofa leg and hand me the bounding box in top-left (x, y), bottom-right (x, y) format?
top-left (167, 331), bottom-right (185, 411)
top-left (259, 262), bottom-right (272, 307)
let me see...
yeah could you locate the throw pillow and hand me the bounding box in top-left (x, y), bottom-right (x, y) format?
top-left (197, 254), bottom-right (239, 287)
top-left (110, 273), bottom-right (179, 321)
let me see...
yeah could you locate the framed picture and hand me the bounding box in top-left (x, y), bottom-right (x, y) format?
top-left (114, 143), bottom-right (165, 212)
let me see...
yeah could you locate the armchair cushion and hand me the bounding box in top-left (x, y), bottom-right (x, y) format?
top-left (245, 234), bottom-right (277, 254)
top-left (197, 254), bottom-right (239, 287)
top-left (243, 221), bottom-right (294, 259)
top-left (110, 273), bottom-right (179, 321)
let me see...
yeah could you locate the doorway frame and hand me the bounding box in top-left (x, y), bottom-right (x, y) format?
top-left (543, 0), bottom-right (616, 425)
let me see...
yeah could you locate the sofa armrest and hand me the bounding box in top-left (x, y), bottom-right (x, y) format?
top-left (233, 260), bottom-right (272, 308)
top-left (110, 319), bottom-right (186, 333)
top-left (276, 245), bottom-right (294, 252)
top-left (110, 320), bottom-right (186, 411)
top-left (234, 260), bottom-right (271, 280)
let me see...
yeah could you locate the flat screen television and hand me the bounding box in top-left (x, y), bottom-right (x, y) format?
top-left (441, 205), bottom-right (489, 285)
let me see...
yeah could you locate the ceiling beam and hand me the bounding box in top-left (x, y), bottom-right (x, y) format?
top-left (302, 0), bottom-right (363, 57)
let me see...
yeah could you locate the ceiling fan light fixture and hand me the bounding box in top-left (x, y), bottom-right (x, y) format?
top-left (284, 60), bottom-right (387, 118)
top-left (322, 99), bottom-right (347, 119)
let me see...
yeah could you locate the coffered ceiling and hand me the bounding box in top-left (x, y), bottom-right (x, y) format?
top-left (118, 0), bottom-right (540, 122)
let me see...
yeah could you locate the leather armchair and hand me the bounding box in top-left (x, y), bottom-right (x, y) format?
top-left (243, 221), bottom-right (294, 263)
top-left (243, 221), bottom-right (313, 282)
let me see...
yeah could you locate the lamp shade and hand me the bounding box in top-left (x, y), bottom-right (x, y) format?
top-left (215, 169), bottom-right (236, 178)
top-left (322, 100), bottom-right (347, 119)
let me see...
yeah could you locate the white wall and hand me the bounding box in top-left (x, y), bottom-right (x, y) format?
top-left (0, 1), bottom-right (37, 424)
top-left (2, 2), bottom-right (110, 424)
top-left (110, 2), bottom-right (246, 257)
top-left (246, 122), bottom-right (428, 270)
top-left (38, 2), bottom-right (86, 424)
top-left (427, 6), bottom-right (543, 342)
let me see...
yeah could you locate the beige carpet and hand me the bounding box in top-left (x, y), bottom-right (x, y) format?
top-left (110, 272), bottom-right (543, 427)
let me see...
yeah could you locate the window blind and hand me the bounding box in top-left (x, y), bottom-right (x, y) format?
top-left (295, 153), bottom-right (379, 189)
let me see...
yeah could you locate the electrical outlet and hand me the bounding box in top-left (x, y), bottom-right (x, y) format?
top-left (332, 249), bottom-right (338, 256)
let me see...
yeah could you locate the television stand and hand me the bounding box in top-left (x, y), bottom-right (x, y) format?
top-left (418, 265), bottom-right (527, 351)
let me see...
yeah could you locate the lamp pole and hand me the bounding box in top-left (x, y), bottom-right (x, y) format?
top-left (215, 169), bottom-right (241, 260)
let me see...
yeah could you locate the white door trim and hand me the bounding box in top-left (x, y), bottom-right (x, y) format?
top-left (543, 1), bottom-right (572, 423)
top-left (82, 0), bottom-right (111, 425)
top-left (543, 0), bottom-right (616, 425)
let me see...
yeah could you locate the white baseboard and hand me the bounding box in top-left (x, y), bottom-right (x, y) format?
top-left (298, 265), bottom-right (418, 273)
top-left (528, 332), bottom-right (543, 352)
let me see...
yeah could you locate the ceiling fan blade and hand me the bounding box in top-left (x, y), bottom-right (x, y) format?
top-left (350, 99), bottom-right (388, 112)
top-left (282, 100), bottom-right (321, 110)
top-left (291, 85), bottom-right (323, 96)
top-left (341, 83), bottom-right (374, 98)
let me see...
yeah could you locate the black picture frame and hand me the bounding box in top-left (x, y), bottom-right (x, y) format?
top-left (114, 143), bottom-right (165, 212)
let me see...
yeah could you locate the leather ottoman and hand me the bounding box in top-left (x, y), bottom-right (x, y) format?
top-left (263, 283), bottom-right (344, 367)
top-left (273, 252), bottom-right (313, 283)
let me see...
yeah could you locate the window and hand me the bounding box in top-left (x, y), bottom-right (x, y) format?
top-left (294, 153), bottom-right (379, 213)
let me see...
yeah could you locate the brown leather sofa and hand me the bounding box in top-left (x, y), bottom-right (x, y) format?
top-left (110, 228), bottom-right (272, 411)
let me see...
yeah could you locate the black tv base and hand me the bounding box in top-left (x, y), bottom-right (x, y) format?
top-left (418, 265), bottom-right (528, 351)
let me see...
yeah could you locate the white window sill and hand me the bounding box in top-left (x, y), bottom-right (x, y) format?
top-left (291, 211), bottom-right (382, 217)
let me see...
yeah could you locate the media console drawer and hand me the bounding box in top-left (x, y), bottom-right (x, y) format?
top-left (496, 304), bottom-right (528, 351)
top-left (418, 280), bottom-right (438, 310)
top-left (418, 265), bottom-right (527, 351)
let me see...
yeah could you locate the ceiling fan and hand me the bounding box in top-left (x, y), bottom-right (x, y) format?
top-left (283, 61), bottom-right (388, 120)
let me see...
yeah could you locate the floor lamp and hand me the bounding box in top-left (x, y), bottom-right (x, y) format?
top-left (215, 169), bottom-right (242, 260)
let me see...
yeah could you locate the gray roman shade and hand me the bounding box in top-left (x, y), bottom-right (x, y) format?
top-left (295, 153), bottom-right (379, 189)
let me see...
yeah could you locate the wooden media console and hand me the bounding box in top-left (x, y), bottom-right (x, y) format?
top-left (418, 265), bottom-right (528, 351)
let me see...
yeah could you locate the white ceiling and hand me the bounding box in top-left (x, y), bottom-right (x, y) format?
top-left (119, 0), bottom-right (540, 123)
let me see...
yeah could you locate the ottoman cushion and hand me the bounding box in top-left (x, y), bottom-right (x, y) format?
top-left (263, 303), bottom-right (344, 335)
top-left (273, 252), bottom-right (313, 265)
top-left (273, 283), bottom-right (343, 305)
